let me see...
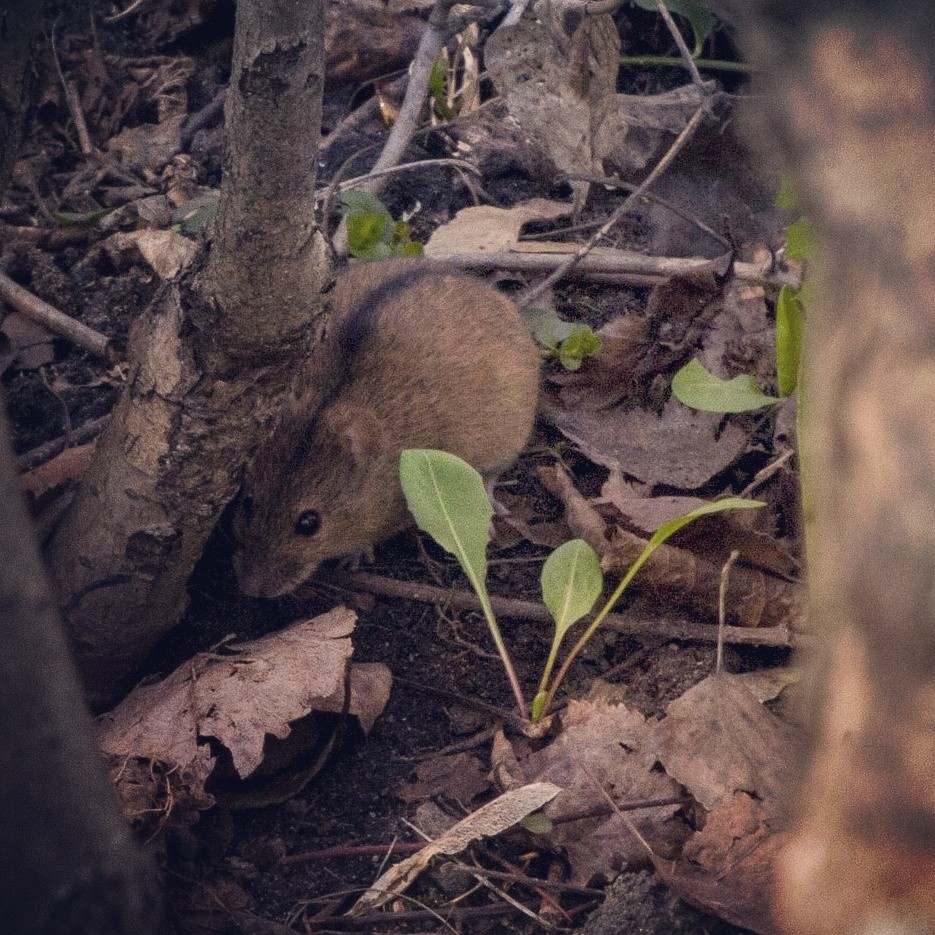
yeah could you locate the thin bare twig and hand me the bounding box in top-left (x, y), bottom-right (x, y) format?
top-left (334, 158), bottom-right (481, 195)
top-left (16, 415), bottom-right (111, 473)
top-left (364, 0), bottom-right (459, 187)
top-left (739, 448), bottom-right (796, 497)
top-left (342, 571), bottom-right (807, 649)
top-left (717, 550), bottom-right (740, 673)
top-left (50, 18), bottom-right (95, 155)
top-left (653, 0), bottom-right (705, 88)
top-left (519, 100), bottom-right (711, 308)
top-left (0, 272), bottom-right (114, 361)
top-left (423, 247), bottom-right (803, 290)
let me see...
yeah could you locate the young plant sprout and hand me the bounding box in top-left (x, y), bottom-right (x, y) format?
top-left (400, 448), bottom-right (764, 724)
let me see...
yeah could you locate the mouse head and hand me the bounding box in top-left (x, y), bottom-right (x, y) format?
top-left (233, 400), bottom-right (387, 598)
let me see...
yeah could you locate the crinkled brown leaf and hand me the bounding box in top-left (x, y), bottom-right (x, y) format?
top-left (394, 752), bottom-right (491, 805)
top-left (519, 698), bottom-right (686, 883)
top-left (0, 313), bottom-right (54, 372)
top-left (648, 671), bottom-right (798, 814)
top-left (546, 395), bottom-right (750, 489)
top-left (98, 609), bottom-right (390, 822)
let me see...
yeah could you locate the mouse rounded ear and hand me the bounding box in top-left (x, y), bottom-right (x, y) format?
top-left (321, 402), bottom-right (383, 465)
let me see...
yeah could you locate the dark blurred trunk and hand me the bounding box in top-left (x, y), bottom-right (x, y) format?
top-left (0, 0), bottom-right (46, 193)
top-left (715, 3), bottom-right (935, 931)
top-left (0, 401), bottom-right (169, 934)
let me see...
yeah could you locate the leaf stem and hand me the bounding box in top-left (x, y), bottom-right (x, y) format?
top-left (619, 55), bottom-right (753, 74)
top-left (474, 581), bottom-right (528, 720)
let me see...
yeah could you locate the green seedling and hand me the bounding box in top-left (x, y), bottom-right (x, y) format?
top-left (400, 448), bottom-right (764, 723)
top-left (173, 191), bottom-right (220, 237)
top-left (673, 210), bottom-right (808, 413)
top-left (429, 57), bottom-right (455, 120)
top-left (523, 306), bottom-right (603, 372)
top-left (399, 449), bottom-right (528, 717)
top-left (341, 190), bottom-right (424, 260)
top-left (672, 358), bottom-right (781, 412)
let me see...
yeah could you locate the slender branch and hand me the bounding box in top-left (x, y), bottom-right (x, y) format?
top-left (518, 101), bottom-right (711, 308)
top-left (422, 248), bottom-right (803, 290)
top-left (341, 571), bottom-right (807, 649)
top-left (653, 0), bottom-right (705, 88)
top-left (0, 271), bottom-right (114, 360)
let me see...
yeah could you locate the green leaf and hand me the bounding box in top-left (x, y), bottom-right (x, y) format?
top-left (541, 540), bottom-right (603, 639)
top-left (775, 286), bottom-right (804, 398)
top-left (173, 192), bottom-right (219, 237)
top-left (521, 812), bottom-right (554, 834)
top-left (522, 306), bottom-right (578, 348)
top-left (784, 217), bottom-right (814, 262)
top-left (401, 449), bottom-right (529, 719)
top-left (52, 207), bottom-right (113, 229)
top-left (429, 56), bottom-right (454, 119)
top-left (399, 448), bottom-right (492, 589)
top-left (346, 212), bottom-right (390, 258)
top-left (558, 327), bottom-right (602, 371)
top-left (536, 494), bottom-right (765, 721)
top-left (672, 358), bottom-right (779, 412)
top-left (634, 0), bottom-right (717, 55)
top-left (340, 190), bottom-right (393, 219)
top-left (531, 691), bottom-right (549, 722)
top-left (647, 497), bottom-right (764, 552)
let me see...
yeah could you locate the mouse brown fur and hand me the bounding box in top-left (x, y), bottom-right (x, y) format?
top-left (233, 259), bottom-right (540, 598)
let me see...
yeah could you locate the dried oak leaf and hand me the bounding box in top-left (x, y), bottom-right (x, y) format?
top-left (99, 609), bottom-right (390, 821)
top-left (643, 672), bottom-right (799, 933)
top-left (518, 697), bottom-right (687, 884)
top-left (394, 752), bottom-right (491, 805)
top-left (546, 395), bottom-right (749, 489)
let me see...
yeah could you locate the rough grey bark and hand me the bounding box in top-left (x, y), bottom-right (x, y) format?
top-left (47, 0), bottom-right (330, 708)
top-left (0, 0), bottom-right (46, 193)
top-left (714, 3), bottom-right (935, 931)
top-left (0, 401), bottom-right (168, 934)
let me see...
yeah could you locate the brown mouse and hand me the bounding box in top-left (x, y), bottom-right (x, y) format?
top-left (233, 259), bottom-right (540, 598)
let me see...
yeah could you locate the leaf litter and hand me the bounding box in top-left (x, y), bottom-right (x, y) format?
top-left (4, 0), bottom-right (810, 931)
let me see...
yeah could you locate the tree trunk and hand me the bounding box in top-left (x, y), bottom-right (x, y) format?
top-left (47, 0), bottom-right (330, 708)
top-left (0, 402), bottom-right (169, 934)
top-left (0, 0), bottom-right (46, 194)
top-left (718, 3), bottom-right (935, 931)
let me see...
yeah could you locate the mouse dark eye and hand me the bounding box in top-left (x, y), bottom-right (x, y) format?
top-left (295, 510), bottom-right (321, 537)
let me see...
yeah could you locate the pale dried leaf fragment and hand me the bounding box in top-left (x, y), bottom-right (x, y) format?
top-left (424, 199), bottom-right (571, 255)
top-left (350, 782), bottom-right (561, 914)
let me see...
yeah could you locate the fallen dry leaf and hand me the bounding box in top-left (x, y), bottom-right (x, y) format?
top-left (103, 229), bottom-right (200, 279)
top-left (546, 396), bottom-right (750, 489)
top-left (654, 800), bottom-right (788, 935)
top-left (99, 609), bottom-right (391, 823)
top-left (641, 672), bottom-right (799, 932)
top-left (394, 752), bottom-right (491, 805)
top-left (20, 442), bottom-right (95, 498)
top-left (648, 671), bottom-right (798, 813)
top-left (519, 698), bottom-right (686, 884)
top-left (424, 199), bottom-right (571, 256)
top-left (485, 2), bottom-right (716, 205)
top-left (0, 313), bottom-right (55, 372)
top-left (350, 782), bottom-right (561, 915)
